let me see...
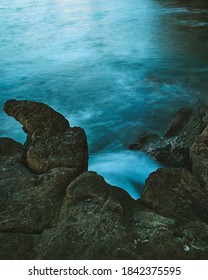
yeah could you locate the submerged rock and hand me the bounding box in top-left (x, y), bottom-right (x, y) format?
top-left (0, 100), bottom-right (208, 259)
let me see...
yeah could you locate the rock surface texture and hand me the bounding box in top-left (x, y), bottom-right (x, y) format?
top-left (0, 100), bottom-right (208, 259)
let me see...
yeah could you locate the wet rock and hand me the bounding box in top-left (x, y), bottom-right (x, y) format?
top-left (129, 131), bottom-right (160, 150)
top-left (165, 108), bottom-right (192, 137)
top-left (151, 145), bottom-right (191, 169)
top-left (129, 106), bottom-right (207, 169)
top-left (141, 167), bottom-right (208, 222)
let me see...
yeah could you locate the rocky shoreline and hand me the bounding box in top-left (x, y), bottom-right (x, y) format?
top-left (0, 99), bottom-right (208, 259)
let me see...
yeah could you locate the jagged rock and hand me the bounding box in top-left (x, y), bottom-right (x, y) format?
top-left (3, 100), bottom-right (88, 174)
top-left (0, 138), bottom-right (24, 164)
top-left (66, 171), bottom-right (133, 213)
top-left (165, 108), bottom-right (192, 137)
top-left (4, 99), bottom-right (69, 138)
top-left (129, 131), bottom-right (160, 150)
top-left (1, 100), bottom-right (208, 260)
top-left (27, 127), bottom-right (88, 174)
top-left (141, 168), bottom-right (208, 222)
top-left (129, 106), bottom-right (206, 169)
top-left (0, 233), bottom-right (37, 260)
top-left (190, 125), bottom-right (208, 193)
top-left (0, 159), bottom-right (78, 232)
top-left (151, 145), bottom-right (191, 169)
top-left (36, 172), bottom-right (134, 259)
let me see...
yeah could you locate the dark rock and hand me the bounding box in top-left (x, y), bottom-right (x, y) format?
top-left (0, 159), bottom-right (78, 232)
top-left (3, 100), bottom-right (88, 174)
top-left (131, 216), bottom-right (208, 260)
top-left (165, 108), bottom-right (192, 137)
top-left (138, 131), bottom-right (160, 147)
top-left (129, 106), bottom-right (207, 169)
top-left (129, 131), bottom-right (160, 151)
top-left (0, 232), bottom-right (38, 260)
top-left (129, 143), bottom-right (141, 150)
top-left (36, 172), bottom-right (134, 259)
top-left (151, 145), bottom-right (191, 169)
top-left (4, 99), bottom-right (69, 138)
top-left (141, 167), bottom-right (208, 222)
top-left (0, 138), bottom-right (24, 164)
top-left (190, 125), bottom-right (208, 193)
top-left (1, 100), bottom-right (208, 260)
top-left (27, 127), bottom-right (88, 174)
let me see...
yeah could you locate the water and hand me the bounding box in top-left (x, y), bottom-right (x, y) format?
top-left (0, 0), bottom-right (208, 199)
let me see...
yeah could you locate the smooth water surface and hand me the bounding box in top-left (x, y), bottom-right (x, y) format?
top-left (0, 0), bottom-right (208, 198)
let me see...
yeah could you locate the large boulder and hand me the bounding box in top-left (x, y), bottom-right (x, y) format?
top-left (26, 127), bottom-right (88, 174)
top-left (36, 172), bottom-right (135, 260)
top-left (3, 99), bottom-right (88, 174)
top-left (0, 158), bottom-right (78, 232)
top-left (4, 99), bottom-right (69, 138)
top-left (141, 167), bottom-right (208, 222)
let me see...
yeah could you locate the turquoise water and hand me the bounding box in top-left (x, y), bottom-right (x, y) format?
top-left (0, 0), bottom-right (208, 198)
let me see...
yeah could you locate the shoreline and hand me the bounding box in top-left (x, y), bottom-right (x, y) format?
top-left (0, 99), bottom-right (208, 259)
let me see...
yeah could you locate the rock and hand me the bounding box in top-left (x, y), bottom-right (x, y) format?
top-left (4, 99), bottom-right (69, 138)
top-left (0, 138), bottom-right (24, 164)
top-left (141, 167), bottom-right (208, 222)
top-left (131, 216), bottom-right (208, 260)
top-left (3, 100), bottom-right (88, 174)
top-left (27, 127), bottom-right (88, 174)
top-left (35, 172), bottom-right (208, 260)
top-left (129, 106), bottom-right (207, 169)
top-left (165, 108), bottom-right (192, 137)
top-left (190, 125), bottom-right (208, 193)
top-left (151, 145), bottom-right (191, 169)
top-left (129, 131), bottom-right (160, 150)
top-left (0, 158), bottom-right (78, 232)
top-left (1, 100), bottom-right (208, 260)
top-left (36, 172), bottom-right (135, 259)
top-left (0, 232), bottom-right (38, 260)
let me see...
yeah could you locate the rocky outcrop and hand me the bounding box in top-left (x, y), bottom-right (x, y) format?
top-left (0, 100), bottom-right (208, 259)
top-left (4, 100), bottom-right (88, 174)
top-left (190, 125), bottom-right (208, 193)
top-left (165, 108), bottom-right (192, 137)
top-left (4, 99), bottom-right (69, 137)
top-left (0, 137), bottom-right (78, 233)
top-left (129, 106), bottom-right (207, 169)
top-left (141, 168), bottom-right (208, 222)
